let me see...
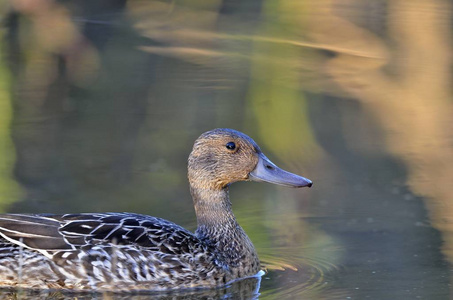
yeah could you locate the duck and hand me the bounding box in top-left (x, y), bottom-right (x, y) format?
top-left (0, 128), bottom-right (312, 291)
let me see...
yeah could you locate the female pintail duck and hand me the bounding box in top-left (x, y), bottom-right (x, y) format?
top-left (0, 128), bottom-right (312, 291)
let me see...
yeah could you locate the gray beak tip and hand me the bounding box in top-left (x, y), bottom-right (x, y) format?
top-left (293, 178), bottom-right (313, 188)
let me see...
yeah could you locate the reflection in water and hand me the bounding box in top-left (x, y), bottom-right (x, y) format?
top-left (0, 0), bottom-right (452, 299)
top-left (310, 0), bottom-right (453, 268)
top-left (0, 276), bottom-right (262, 299)
top-left (0, 47), bottom-right (23, 212)
top-left (4, 278), bottom-right (262, 300)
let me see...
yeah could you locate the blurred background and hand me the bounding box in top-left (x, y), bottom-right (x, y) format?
top-left (0, 0), bottom-right (452, 299)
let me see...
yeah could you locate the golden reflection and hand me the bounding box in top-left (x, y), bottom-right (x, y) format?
top-left (128, 0), bottom-right (223, 66)
top-left (306, 0), bottom-right (453, 266)
top-left (5, 0), bottom-right (100, 202)
top-left (10, 0), bottom-right (99, 91)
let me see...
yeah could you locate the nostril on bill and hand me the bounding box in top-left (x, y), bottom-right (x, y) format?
top-left (265, 164), bottom-right (274, 170)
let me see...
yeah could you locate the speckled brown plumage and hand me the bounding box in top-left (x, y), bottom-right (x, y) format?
top-left (0, 128), bottom-right (312, 291)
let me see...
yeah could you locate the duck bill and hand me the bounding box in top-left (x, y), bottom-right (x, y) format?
top-left (248, 153), bottom-right (313, 188)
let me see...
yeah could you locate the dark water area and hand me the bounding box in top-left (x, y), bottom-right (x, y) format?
top-left (0, 0), bottom-right (452, 299)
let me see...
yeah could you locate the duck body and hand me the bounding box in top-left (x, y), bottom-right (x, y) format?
top-left (0, 212), bottom-right (257, 290)
top-left (0, 128), bottom-right (312, 291)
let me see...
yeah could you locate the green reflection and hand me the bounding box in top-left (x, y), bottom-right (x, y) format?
top-left (247, 1), bottom-right (319, 161)
top-left (0, 42), bottom-right (23, 212)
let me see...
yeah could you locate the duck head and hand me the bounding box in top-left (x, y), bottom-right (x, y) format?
top-left (188, 128), bottom-right (312, 191)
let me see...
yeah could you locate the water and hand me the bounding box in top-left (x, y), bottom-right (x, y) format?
top-left (0, 0), bottom-right (452, 299)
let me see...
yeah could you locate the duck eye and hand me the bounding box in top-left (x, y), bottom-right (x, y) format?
top-left (226, 142), bottom-right (236, 151)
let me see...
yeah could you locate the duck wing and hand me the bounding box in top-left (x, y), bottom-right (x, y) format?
top-left (0, 214), bottom-right (73, 251)
top-left (0, 213), bottom-right (198, 254)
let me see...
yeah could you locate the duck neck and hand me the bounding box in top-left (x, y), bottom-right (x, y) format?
top-left (191, 186), bottom-right (237, 233)
top-left (190, 185), bottom-right (259, 271)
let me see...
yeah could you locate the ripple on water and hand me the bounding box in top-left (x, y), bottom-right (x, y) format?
top-left (258, 243), bottom-right (345, 299)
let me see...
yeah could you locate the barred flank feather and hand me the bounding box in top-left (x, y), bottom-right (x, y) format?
top-left (0, 213), bottom-right (230, 290)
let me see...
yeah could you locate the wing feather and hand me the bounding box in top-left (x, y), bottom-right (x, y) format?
top-left (0, 212), bottom-right (198, 254)
top-left (0, 214), bottom-right (72, 250)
